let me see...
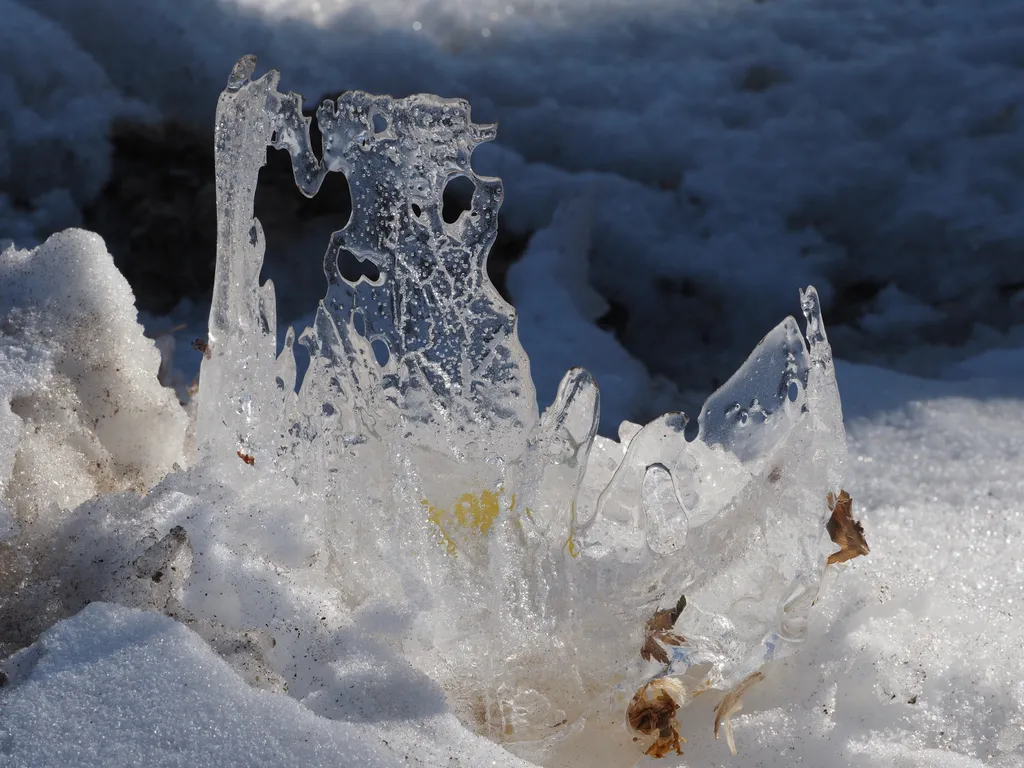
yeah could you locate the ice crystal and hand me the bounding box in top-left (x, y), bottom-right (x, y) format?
top-left (200, 57), bottom-right (849, 766)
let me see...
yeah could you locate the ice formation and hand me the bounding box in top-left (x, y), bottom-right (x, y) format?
top-left (186, 57), bottom-right (851, 765)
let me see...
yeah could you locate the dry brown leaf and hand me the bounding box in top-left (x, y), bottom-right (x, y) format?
top-left (237, 450), bottom-right (255, 466)
top-left (627, 678), bottom-right (686, 758)
top-left (826, 490), bottom-right (869, 565)
top-left (640, 636), bottom-right (671, 665)
top-left (640, 593), bottom-right (687, 663)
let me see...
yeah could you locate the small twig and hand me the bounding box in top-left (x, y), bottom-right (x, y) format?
top-left (713, 670), bottom-right (764, 755)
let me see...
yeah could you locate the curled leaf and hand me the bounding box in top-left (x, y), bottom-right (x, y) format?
top-left (627, 678), bottom-right (686, 758)
top-left (826, 490), bottom-right (869, 565)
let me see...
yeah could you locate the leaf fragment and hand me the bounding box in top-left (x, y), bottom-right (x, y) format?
top-left (640, 593), bottom-right (687, 663)
top-left (826, 490), bottom-right (869, 565)
top-left (191, 338), bottom-right (213, 359)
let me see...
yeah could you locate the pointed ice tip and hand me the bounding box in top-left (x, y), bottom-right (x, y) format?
top-left (227, 55), bottom-right (258, 92)
top-left (799, 286), bottom-right (835, 370)
top-left (544, 367), bottom-right (600, 444)
top-left (799, 285), bottom-right (819, 315)
top-left (799, 285), bottom-right (826, 340)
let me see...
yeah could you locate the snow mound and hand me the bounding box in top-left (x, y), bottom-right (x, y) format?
top-left (0, 602), bottom-right (532, 768)
top-left (0, 229), bottom-right (188, 523)
top-left (0, 229), bottom-right (188, 653)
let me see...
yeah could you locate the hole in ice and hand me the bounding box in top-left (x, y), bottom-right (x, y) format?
top-left (337, 248), bottom-right (382, 284)
top-left (308, 106), bottom-right (325, 162)
top-left (371, 338), bottom-right (390, 367)
top-left (788, 380), bottom-right (799, 402)
top-left (372, 113), bottom-right (389, 133)
top-left (410, 203), bottom-right (422, 218)
top-left (353, 309), bottom-right (367, 337)
top-left (255, 150), bottom-right (353, 324)
top-left (293, 341), bottom-right (311, 393)
top-left (315, 170), bottom-right (353, 225)
top-left (442, 175), bottom-right (475, 224)
top-left (684, 416), bottom-right (700, 442)
top-left (253, 150), bottom-right (354, 394)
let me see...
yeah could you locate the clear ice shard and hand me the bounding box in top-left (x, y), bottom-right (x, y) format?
top-left (200, 57), bottom-right (850, 766)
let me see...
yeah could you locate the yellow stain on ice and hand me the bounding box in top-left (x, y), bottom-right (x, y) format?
top-left (423, 489), bottom-right (579, 558)
top-left (563, 501), bottom-right (581, 558)
top-left (423, 489), bottom-right (502, 556)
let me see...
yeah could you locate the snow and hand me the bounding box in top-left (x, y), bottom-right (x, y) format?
top-left (0, 230), bottom-right (189, 655)
top-left (6, 0), bottom-right (1024, 402)
top-left (0, 231), bottom-right (188, 530)
top-left (0, 1), bottom-right (141, 246)
top-left (506, 196), bottom-right (653, 434)
top-left (0, 602), bottom-right (531, 768)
